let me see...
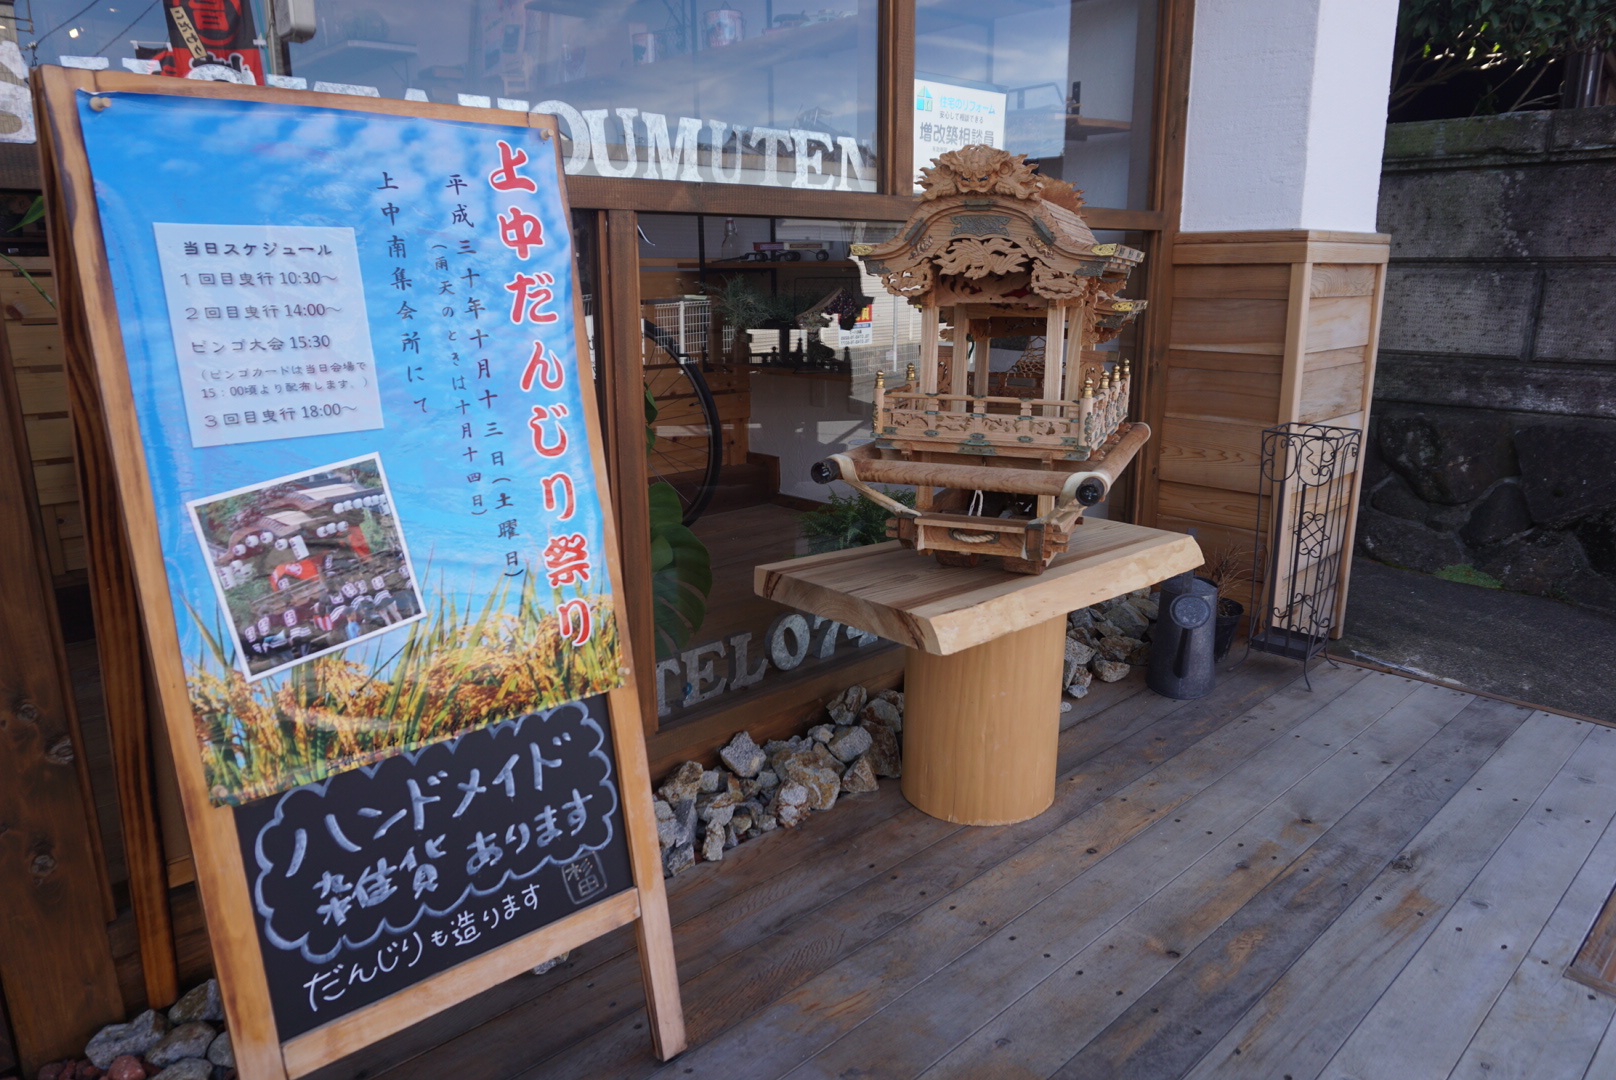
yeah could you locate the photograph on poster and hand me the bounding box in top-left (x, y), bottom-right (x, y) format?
top-left (186, 453), bottom-right (424, 680)
top-left (79, 91), bottom-right (625, 805)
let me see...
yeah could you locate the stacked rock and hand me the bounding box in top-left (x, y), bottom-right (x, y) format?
top-left (46, 980), bottom-right (235, 1080)
top-left (652, 686), bottom-right (904, 877)
top-left (1064, 589), bottom-right (1159, 697)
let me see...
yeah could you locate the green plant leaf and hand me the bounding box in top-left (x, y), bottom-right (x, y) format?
top-left (8, 195), bottom-right (43, 232)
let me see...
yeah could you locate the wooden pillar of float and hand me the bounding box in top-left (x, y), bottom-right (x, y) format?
top-left (755, 520), bottom-right (1202, 826)
top-left (902, 616), bottom-right (1066, 824)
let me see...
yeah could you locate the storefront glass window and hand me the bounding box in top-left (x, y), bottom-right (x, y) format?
top-left (17, 1), bottom-right (880, 191)
top-left (914, 0), bottom-right (1157, 208)
top-left (635, 212), bottom-right (907, 726)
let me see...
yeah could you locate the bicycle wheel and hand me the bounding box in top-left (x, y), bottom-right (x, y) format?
top-left (642, 319), bottom-right (723, 526)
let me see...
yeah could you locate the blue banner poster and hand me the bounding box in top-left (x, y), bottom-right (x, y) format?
top-left (79, 91), bottom-right (623, 805)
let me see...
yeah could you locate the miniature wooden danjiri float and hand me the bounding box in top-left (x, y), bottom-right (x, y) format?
top-left (811, 145), bottom-right (1150, 574)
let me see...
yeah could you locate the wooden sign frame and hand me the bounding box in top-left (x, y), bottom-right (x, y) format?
top-left (33, 66), bottom-right (685, 1079)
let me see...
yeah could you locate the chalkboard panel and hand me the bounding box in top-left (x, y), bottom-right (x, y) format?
top-left (233, 696), bottom-right (631, 1039)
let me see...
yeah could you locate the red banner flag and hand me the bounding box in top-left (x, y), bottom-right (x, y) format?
top-left (157, 0), bottom-right (265, 85)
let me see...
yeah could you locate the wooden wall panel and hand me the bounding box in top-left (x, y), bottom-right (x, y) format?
top-left (1168, 296), bottom-right (1287, 352)
top-left (1151, 231), bottom-right (1388, 635)
top-left (1157, 417), bottom-right (1263, 493)
top-left (1310, 263), bottom-right (1377, 298)
top-left (1164, 364), bottom-right (1281, 425)
top-left (1298, 362), bottom-right (1365, 425)
top-left (1172, 263), bottom-right (1290, 299)
top-left (1305, 294), bottom-right (1373, 353)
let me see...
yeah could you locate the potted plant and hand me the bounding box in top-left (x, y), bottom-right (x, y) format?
top-left (1196, 545), bottom-right (1251, 661)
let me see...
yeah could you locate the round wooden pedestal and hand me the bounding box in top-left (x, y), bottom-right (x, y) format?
top-left (899, 615), bottom-right (1068, 825)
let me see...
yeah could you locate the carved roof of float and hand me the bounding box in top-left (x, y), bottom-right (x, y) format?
top-left (854, 146), bottom-right (1144, 305)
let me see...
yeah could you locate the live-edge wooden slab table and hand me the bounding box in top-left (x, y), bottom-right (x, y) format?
top-left (755, 519), bottom-right (1203, 825)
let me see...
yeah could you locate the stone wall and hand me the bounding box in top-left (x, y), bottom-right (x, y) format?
top-left (1361, 106), bottom-right (1616, 613)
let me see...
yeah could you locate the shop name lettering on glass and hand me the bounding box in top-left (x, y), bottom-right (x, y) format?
top-left (381, 139), bottom-right (594, 641)
top-left (153, 224), bottom-right (383, 448)
top-left (238, 700), bottom-right (625, 1028)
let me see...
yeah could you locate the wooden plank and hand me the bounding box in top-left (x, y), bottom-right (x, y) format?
top-left (0, 251), bottom-right (124, 1075)
top-left (1305, 294), bottom-right (1373, 354)
top-left (15, 368), bottom-right (68, 413)
top-left (602, 209), bottom-right (659, 736)
top-left (23, 414), bottom-right (73, 461)
top-left (32, 460), bottom-right (78, 504)
top-left (1157, 418), bottom-right (1263, 494)
top-left (1310, 262), bottom-right (1378, 298)
top-left (1163, 365), bottom-right (1280, 425)
top-left (1176, 229), bottom-right (1391, 247)
top-left (476, 658), bottom-right (1317, 1080)
top-left (38, 67), bottom-right (182, 1019)
top-left (1277, 261), bottom-right (1312, 425)
top-left (925, 679), bottom-right (1472, 1080)
top-left (755, 520), bottom-right (1203, 655)
top-left (1303, 344), bottom-right (1365, 372)
top-left (1157, 480), bottom-right (1261, 531)
top-left (1172, 263), bottom-right (1290, 299)
top-left (4, 320), bottom-right (64, 365)
top-left (778, 669), bottom-right (1411, 1080)
top-left (1174, 241), bottom-right (1391, 266)
top-left (1322, 720), bottom-right (1616, 1080)
top-left (1298, 360), bottom-right (1364, 425)
top-left (1045, 696), bottom-right (1533, 1080)
top-left (1182, 708), bottom-right (1594, 1080)
top-left (1569, 878), bottom-right (1616, 996)
top-left (1169, 297), bottom-right (1288, 351)
top-left (1164, 349), bottom-right (1281, 375)
top-left (1450, 731), bottom-right (1616, 1078)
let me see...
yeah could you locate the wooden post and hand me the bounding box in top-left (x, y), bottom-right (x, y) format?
top-left (0, 282), bottom-right (125, 1074)
top-left (1042, 304), bottom-right (1065, 415)
top-left (918, 305), bottom-right (940, 395)
top-left (601, 209), bottom-right (658, 735)
top-left (42, 129), bottom-right (182, 1010)
top-left (900, 616), bottom-right (1066, 825)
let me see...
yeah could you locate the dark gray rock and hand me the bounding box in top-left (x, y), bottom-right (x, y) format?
top-left (662, 842), bottom-right (695, 877)
top-left (149, 1061), bottom-right (212, 1080)
top-left (85, 1010), bottom-right (169, 1069)
top-left (1478, 531), bottom-right (1590, 597)
top-left (1370, 472), bottom-right (1429, 522)
top-left (1514, 423), bottom-right (1616, 525)
top-left (167, 980), bottom-right (224, 1025)
top-left (206, 1031), bottom-right (233, 1069)
top-left (1356, 508), bottom-right (1467, 573)
top-left (827, 724), bottom-right (872, 763)
top-left (146, 1022), bottom-right (217, 1068)
top-left (1376, 406), bottom-right (1518, 505)
top-left (1460, 483), bottom-right (1533, 548)
top-left (1571, 506), bottom-right (1616, 577)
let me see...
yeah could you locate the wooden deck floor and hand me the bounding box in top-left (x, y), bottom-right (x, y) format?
top-left (322, 654), bottom-right (1616, 1080)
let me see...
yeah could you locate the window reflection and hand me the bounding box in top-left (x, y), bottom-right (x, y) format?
top-left (915, 0), bottom-right (1156, 208)
top-left (636, 213), bottom-right (908, 724)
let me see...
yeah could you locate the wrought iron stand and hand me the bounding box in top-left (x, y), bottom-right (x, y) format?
top-left (1247, 423), bottom-right (1363, 687)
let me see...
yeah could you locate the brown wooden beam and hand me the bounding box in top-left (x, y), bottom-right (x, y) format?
top-left (600, 210), bottom-right (658, 735)
top-left (1131, 0), bottom-right (1196, 529)
top-left (0, 254), bottom-right (124, 1075)
top-left (565, 174), bottom-right (1157, 232)
top-left (39, 98), bottom-right (181, 1012)
top-left (880, 0), bottom-right (916, 196)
